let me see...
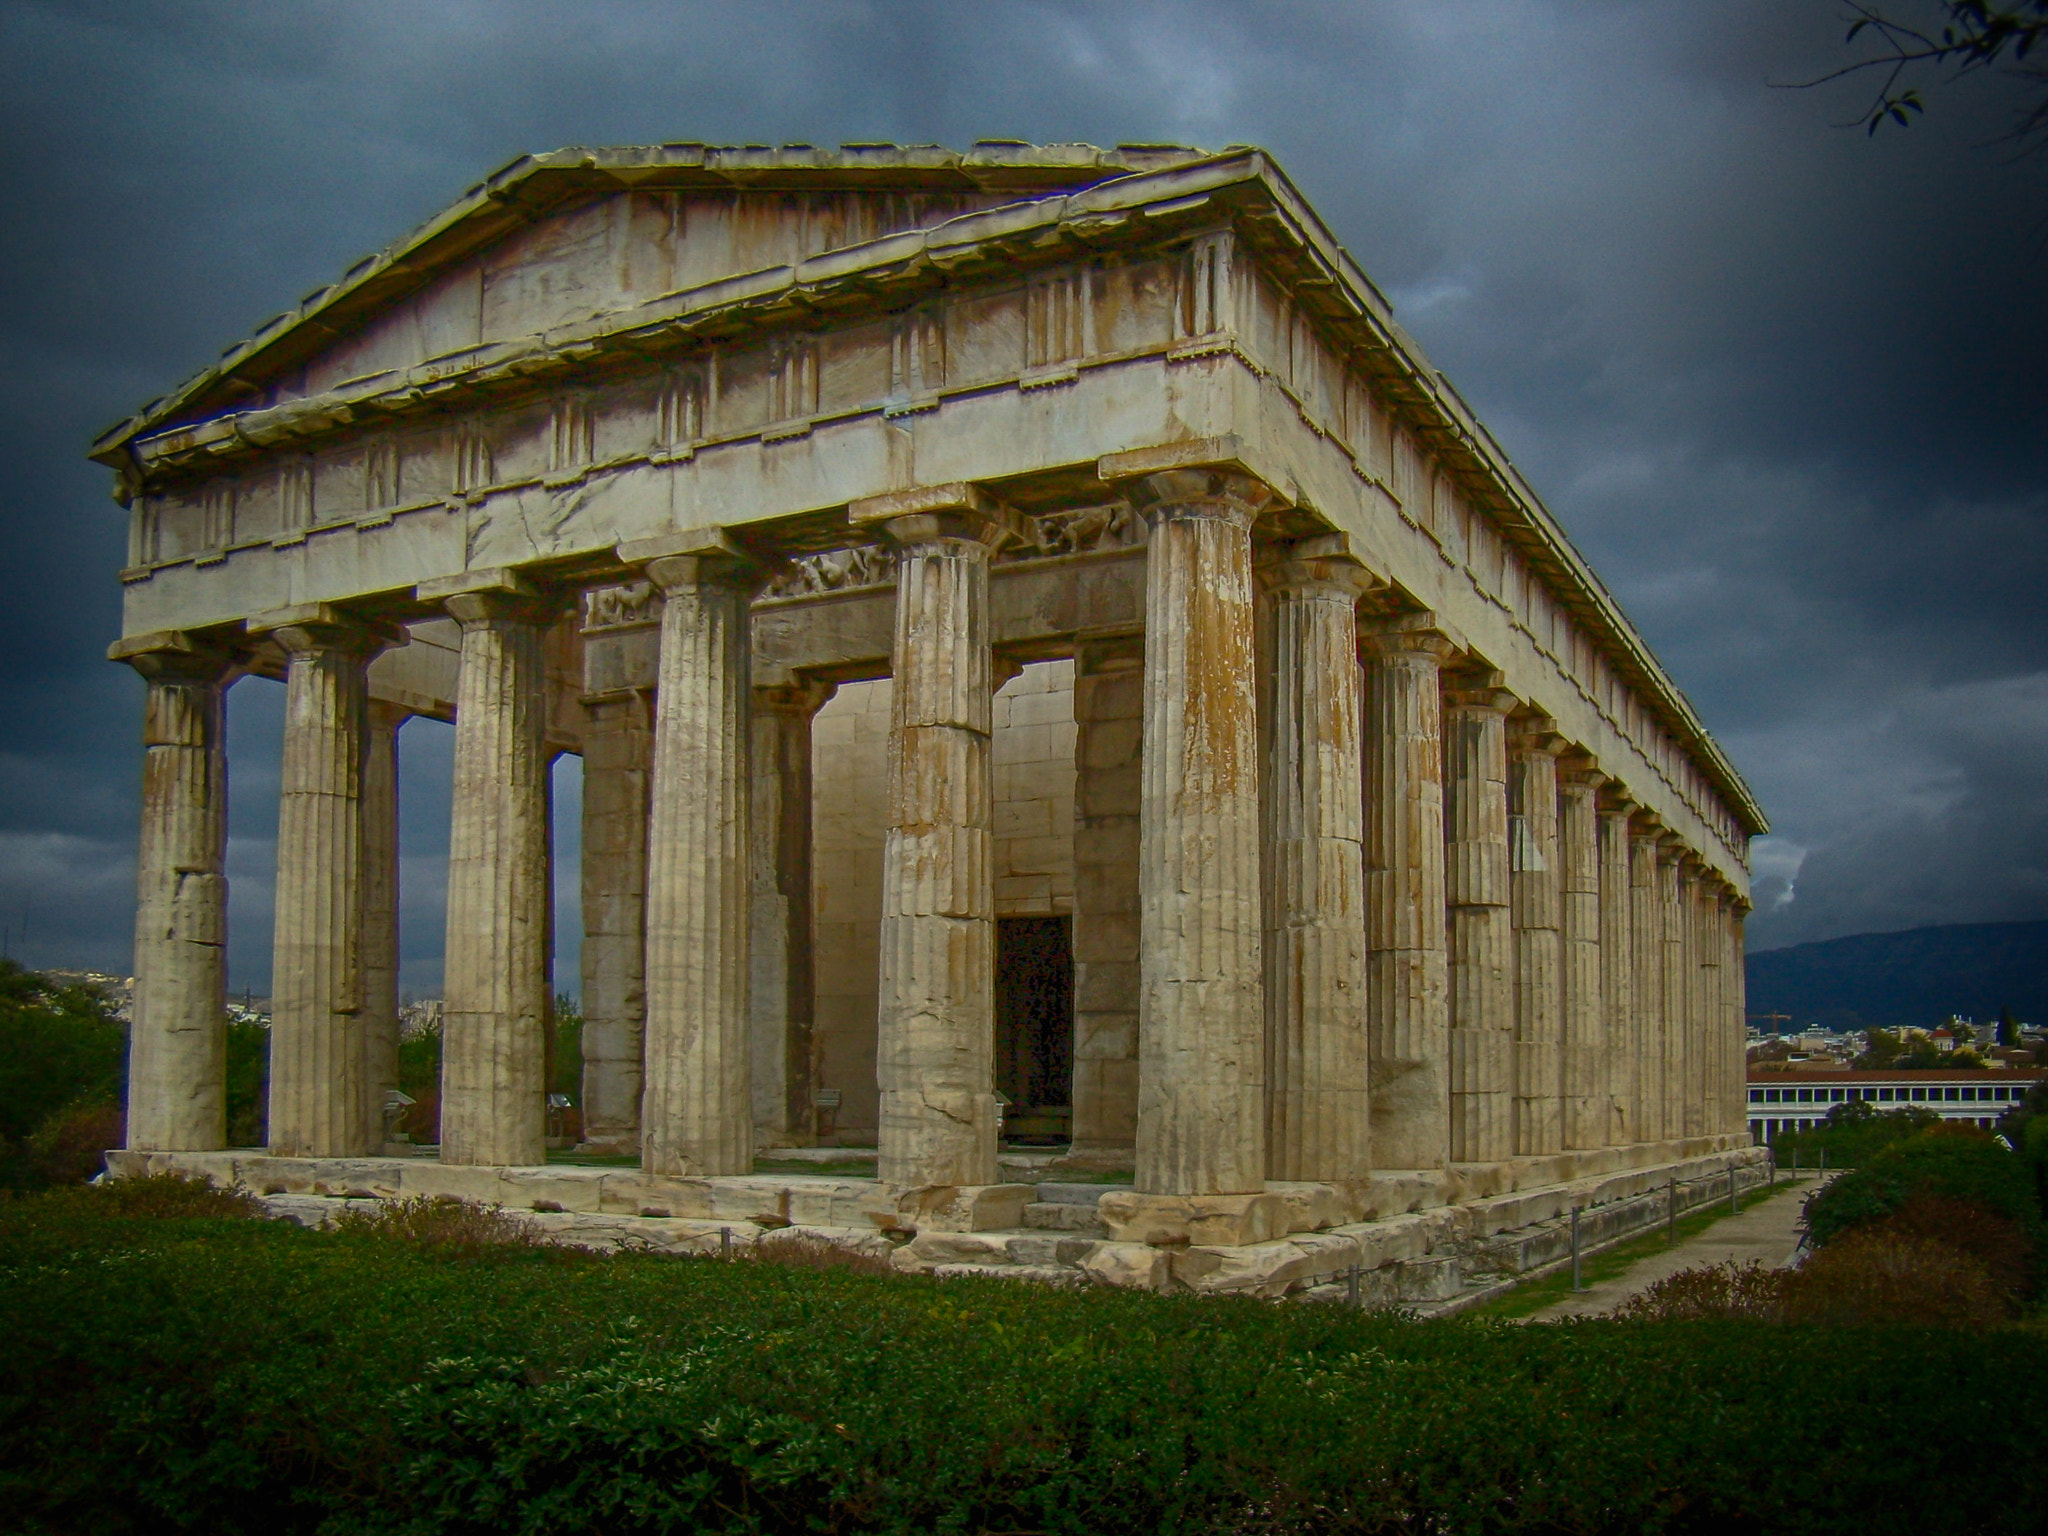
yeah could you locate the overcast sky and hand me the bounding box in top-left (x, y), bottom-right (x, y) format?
top-left (1, 0), bottom-right (2042, 996)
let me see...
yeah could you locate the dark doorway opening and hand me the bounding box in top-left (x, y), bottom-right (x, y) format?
top-left (995, 916), bottom-right (1073, 1143)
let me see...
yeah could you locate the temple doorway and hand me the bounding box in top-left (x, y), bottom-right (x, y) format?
top-left (994, 916), bottom-right (1073, 1143)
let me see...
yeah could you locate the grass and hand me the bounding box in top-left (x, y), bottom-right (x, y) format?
top-left (1462, 1173), bottom-right (1819, 1321)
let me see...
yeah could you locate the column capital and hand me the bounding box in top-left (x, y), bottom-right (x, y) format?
top-left (418, 568), bottom-right (563, 627)
top-left (618, 527), bottom-right (762, 594)
top-left (109, 629), bottom-right (236, 684)
top-left (247, 602), bottom-right (405, 658)
top-left (1357, 610), bottom-right (1459, 663)
top-left (848, 482), bottom-right (1027, 551)
top-left (1558, 761), bottom-right (1607, 795)
top-left (1444, 676), bottom-right (1519, 717)
top-left (1508, 713), bottom-right (1567, 758)
top-left (1097, 435), bottom-right (1288, 527)
top-left (1257, 530), bottom-right (1381, 602)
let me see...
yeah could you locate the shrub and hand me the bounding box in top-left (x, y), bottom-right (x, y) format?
top-left (1783, 1230), bottom-right (2006, 1327)
top-left (1805, 1124), bottom-right (2042, 1261)
top-left (746, 1230), bottom-right (898, 1277)
top-left (1610, 1261), bottom-right (1788, 1322)
top-left (1857, 1192), bottom-right (2036, 1311)
top-left (22, 1102), bottom-right (124, 1187)
top-left (329, 1195), bottom-right (547, 1258)
top-left (97, 1170), bottom-right (261, 1220)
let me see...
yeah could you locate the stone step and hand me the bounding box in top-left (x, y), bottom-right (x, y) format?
top-left (1035, 1180), bottom-right (1119, 1205)
top-left (1024, 1201), bottom-right (1108, 1234)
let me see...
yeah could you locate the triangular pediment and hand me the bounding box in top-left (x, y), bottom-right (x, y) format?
top-left (96, 142), bottom-right (1207, 454)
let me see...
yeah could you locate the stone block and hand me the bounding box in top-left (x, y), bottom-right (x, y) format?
top-left (1075, 1240), bottom-right (1171, 1292)
top-left (1266, 1181), bottom-right (1362, 1234)
top-left (399, 1162), bottom-right (511, 1205)
top-left (904, 1228), bottom-right (1019, 1266)
top-left (237, 1155), bottom-right (324, 1195)
top-left (1173, 1231), bottom-right (1362, 1298)
top-left (783, 1179), bottom-right (882, 1227)
top-left (756, 1223), bottom-right (898, 1265)
top-left (1024, 1201), bottom-right (1108, 1234)
top-left (1394, 1254), bottom-right (1464, 1302)
top-left (1097, 1190), bottom-right (1289, 1247)
top-left (594, 1170), bottom-right (717, 1219)
top-left (914, 1183), bottom-right (1035, 1233)
top-left (499, 1168), bottom-right (607, 1213)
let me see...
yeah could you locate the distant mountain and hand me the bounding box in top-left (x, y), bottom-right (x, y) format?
top-left (1746, 920), bottom-right (2048, 1033)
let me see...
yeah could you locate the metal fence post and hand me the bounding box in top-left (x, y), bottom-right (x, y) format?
top-left (720, 1225), bottom-right (732, 1259)
top-left (1730, 1165), bottom-right (1739, 1214)
top-left (1570, 1205), bottom-right (1584, 1292)
top-left (1347, 1261), bottom-right (1361, 1310)
top-left (1819, 1146), bottom-right (1827, 1174)
top-left (1668, 1177), bottom-right (1678, 1244)
top-left (1769, 1147), bottom-right (1776, 1187)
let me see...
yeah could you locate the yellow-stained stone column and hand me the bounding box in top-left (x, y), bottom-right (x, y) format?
top-left (751, 678), bottom-right (829, 1146)
top-left (1629, 816), bottom-right (1666, 1144)
top-left (1558, 762), bottom-right (1605, 1151)
top-left (578, 688), bottom-right (653, 1154)
top-left (360, 700), bottom-right (405, 1151)
top-left (1358, 617), bottom-right (1457, 1172)
top-left (428, 574), bottom-right (555, 1169)
top-left (1508, 718), bottom-right (1564, 1158)
top-left (1259, 534), bottom-right (1374, 1182)
top-left (1444, 674), bottom-right (1516, 1165)
top-left (1657, 837), bottom-right (1689, 1143)
top-left (114, 632), bottom-right (233, 1152)
top-left (252, 605), bottom-right (395, 1159)
top-left (1123, 467), bottom-right (1273, 1196)
top-left (1070, 635), bottom-right (1145, 1155)
top-left (1728, 895), bottom-right (1750, 1134)
top-left (853, 487), bottom-right (1011, 1189)
top-left (1596, 786), bottom-right (1637, 1146)
top-left (627, 532), bottom-right (760, 1178)
top-left (1695, 871), bottom-right (1723, 1135)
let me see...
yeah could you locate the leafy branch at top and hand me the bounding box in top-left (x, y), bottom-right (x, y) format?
top-left (1789, 2), bottom-right (2048, 145)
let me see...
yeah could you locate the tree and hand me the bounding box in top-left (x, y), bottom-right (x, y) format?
top-left (1857, 1028), bottom-right (1906, 1069)
top-left (1998, 1008), bottom-right (2019, 1047)
top-left (1796, 2), bottom-right (2048, 145)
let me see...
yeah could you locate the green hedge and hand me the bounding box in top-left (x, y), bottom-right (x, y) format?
top-left (4, 1188), bottom-right (2047, 1534)
top-left (1806, 1126), bottom-right (2043, 1255)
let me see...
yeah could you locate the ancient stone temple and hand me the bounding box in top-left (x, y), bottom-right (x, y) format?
top-left (97, 143), bottom-right (1769, 1296)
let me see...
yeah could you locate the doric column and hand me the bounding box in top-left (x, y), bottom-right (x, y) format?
top-left (1695, 872), bottom-right (1722, 1135)
top-left (1628, 816), bottom-right (1665, 1143)
top-left (578, 688), bottom-right (653, 1154)
top-left (1120, 466), bottom-right (1274, 1196)
top-left (1727, 896), bottom-right (1750, 1134)
top-left (625, 531), bottom-right (760, 1179)
top-left (114, 632), bottom-right (232, 1151)
top-left (852, 486), bottom-right (1012, 1189)
top-left (750, 678), bottom-right (829, 1146)
top-left (251, 604), bottom-right (394, 1158)
top-left (1596, 788), bottom-right (1637, 1146)
top-left (1558, 762), bottom-right (1605, 1151)
top-left (425, 573), bottom-right (555, 1168)
top-left (1259, 534), bottom-right (1374, 1182)
top-left (1508, 717), bottom-right (1564, 1158)
top-left (1070, 634), bottom-right (1145, 1154)
top-left (361, 700), bottom-right (405, 1151)
top-left (1443, 673), bottom-right (1515, 1165)
top-left (1358, 616), bottom-right (1456, 1171)
top-left (1657, 838), bottom-right (1689, 1143)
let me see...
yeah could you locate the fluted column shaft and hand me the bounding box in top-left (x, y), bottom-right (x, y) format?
top-left (641, 551), bottom-right (756, 1178)
top-left (1657, 842), bottom-right (1688, 1143)
top-left (121, 639), bottom-right (232, 1151)
top-left (1727, 901), bottom-right (1749, 1134)
top-left (1359, 621), bottom-right (1455, 1171)
top-left (1260, 539), bottom-right (1372, 1182)
top-left (1558, 767), bottom-right (1604, 1151)
top-left (1070, 636), bottom-right (1145, 1153)
top-left (579, 689), bottom-right (653, 1153)
top-left (261, 612), bottom-right (389, 1158)
top-left (1596, 796), bottom-right (1636, 1146)
top-left (361, 701), bottom-right (404, 1150)
top-left (1129, 470), bottom-right (1271, 1196)
top-left (750, 680), bottom-right (827, 1145)
top-left (1629, 822), bottom-right (1665, 1142)
top-left (1695, 875), bottom-right (1722, 1134)
top-left (861, 502), bottom-right (1004, 1189)
top-left (1508, 726), bottom-right (1563, 1157)
top-left (1444, 681), bottom-right (1515, 1164)
top-left (439, 588), bottom-right (553, 1168)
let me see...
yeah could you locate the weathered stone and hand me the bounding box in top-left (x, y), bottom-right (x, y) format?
top-left (578, 689), bottom-right (652, 1154)
top-left (1444, 676), bottom-right (1515, 1165)
top-left (1096, 1189), bottom-right (1289, 1246)
top-left (1074, 1240), bottom-right (1172, 1291)
top-left (360, 702), bottom-right (405, 1152)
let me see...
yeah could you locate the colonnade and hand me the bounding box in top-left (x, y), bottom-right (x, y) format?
top-left (118, 465), bottom-right (1749, 1199)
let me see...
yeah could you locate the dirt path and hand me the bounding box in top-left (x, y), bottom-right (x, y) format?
top-left (1523, 1176), bottom-right (1825, 1322)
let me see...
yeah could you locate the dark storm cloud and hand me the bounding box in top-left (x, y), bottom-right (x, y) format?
top-left (1, 0), bottom-right (2041, 989)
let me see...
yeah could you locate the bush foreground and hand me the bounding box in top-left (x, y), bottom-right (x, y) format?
top-left (2, 1176), bottom-right (2046, 1535)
